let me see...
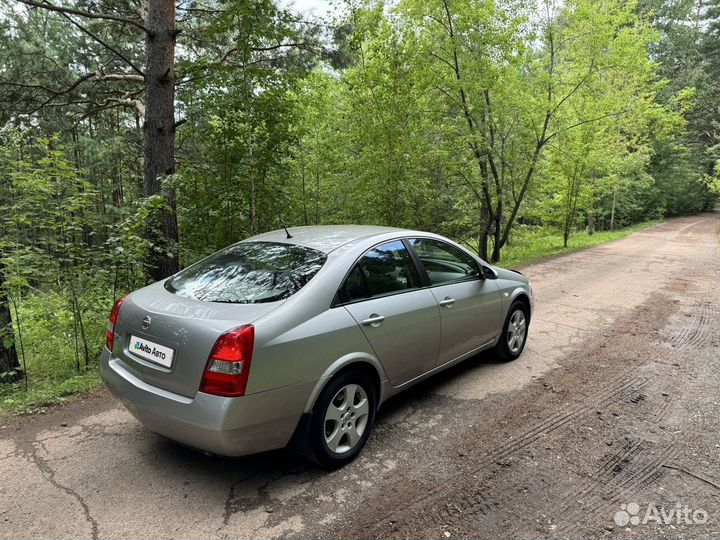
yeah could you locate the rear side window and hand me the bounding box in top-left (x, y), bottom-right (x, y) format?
top-left (337, 240), bottom-right (421, 303)
top-left (337, 265), bottom-right (371, 304)
top-left (165, 242), bottom-right (326, 303)
top-left (408, 238), bottom-right (480, 285)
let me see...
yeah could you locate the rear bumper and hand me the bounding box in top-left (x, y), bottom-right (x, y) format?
top-left (100, 349), bottom-right (315, 457)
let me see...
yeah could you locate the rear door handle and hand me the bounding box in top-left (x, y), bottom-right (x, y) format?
top-left (362, 314), bottom-right (386, 327)
top-left (439, 297), bottom-right (455, 308)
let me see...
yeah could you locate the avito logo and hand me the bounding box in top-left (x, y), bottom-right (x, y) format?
top-left (133, 340), bottom-right (167, 361)
top-left (614, 501), bottom-right (709, 527)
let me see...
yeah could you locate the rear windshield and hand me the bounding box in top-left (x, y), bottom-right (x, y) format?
top-left (165, 242), bottom-right (327, 303)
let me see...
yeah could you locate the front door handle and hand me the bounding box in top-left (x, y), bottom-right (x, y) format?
top-left (439, 297), bottom-right (455, 308)
top-left (362, 314), bottom-right (386, 327)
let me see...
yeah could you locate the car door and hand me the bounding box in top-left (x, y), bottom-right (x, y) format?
top-left (407, 238), bottom-right (502, 365)
top-left (338, 240), bottom-right (441, 386)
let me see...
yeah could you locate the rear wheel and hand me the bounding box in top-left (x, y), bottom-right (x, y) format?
top-left (307, 372), bottom-right (376, 468)
top-left (494, 301), bottom-right (529, 361)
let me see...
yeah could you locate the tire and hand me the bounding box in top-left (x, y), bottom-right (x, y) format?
top-left (494, 300), bottom-right (529, 362)
top-left (306, 371), bottom-right (376, 469)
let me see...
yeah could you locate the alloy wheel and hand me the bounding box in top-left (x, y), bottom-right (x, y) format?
top-left (506, 309), bottom-right (527, 354)
top-left (324, 383), bottom-right (370, 454)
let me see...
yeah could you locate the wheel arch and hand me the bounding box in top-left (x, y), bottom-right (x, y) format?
top-left (303, 353), bottom-right (386, 413)
top-left (509, 289), bottom-right (532, 322)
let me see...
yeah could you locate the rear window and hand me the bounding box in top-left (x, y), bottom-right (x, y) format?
top-left (165, 242), bottom-right (327, 303)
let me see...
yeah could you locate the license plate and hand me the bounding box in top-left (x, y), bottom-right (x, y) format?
top-left (129, 335), bottom-right (174, 368)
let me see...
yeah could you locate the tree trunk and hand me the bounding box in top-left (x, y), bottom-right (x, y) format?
top-left (491, 239), bottom-right (501, 263)
top-left (491, 202), bottom-right (502, 263)
top-left (478, 203), bottom-right (490, 261)
top-left (315, 169), bottom-right (321, 225)
top-left (144, 0), bottom-right (179, 282)
top-left (0, 271), bottom-right (20, 381)
top-left (563, 203), bottom-right (573, 248)
top-left (479, 231), bottom-right (489, 262)
top-left (300, 161), bottom-right (308, 226)
top-left (250, 176), bottom-right (258, 235)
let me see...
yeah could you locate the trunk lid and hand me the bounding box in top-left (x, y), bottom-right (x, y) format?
top-left (113, 281), bottom-right (280, 398)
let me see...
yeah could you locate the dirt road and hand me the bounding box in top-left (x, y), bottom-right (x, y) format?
top-left (1, 214), bottom-right (719, 540)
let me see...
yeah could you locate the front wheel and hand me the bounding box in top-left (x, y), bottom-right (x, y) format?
top-left (306, 372), bottom-right (376, 469)
top-left (494, 301), bottom-right (529, 361)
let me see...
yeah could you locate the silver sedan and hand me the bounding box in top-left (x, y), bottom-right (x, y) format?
top-left (101, 225), bottom-right (533, 467)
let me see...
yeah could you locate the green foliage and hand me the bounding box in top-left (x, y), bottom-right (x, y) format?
top-left (10, 290), bottom-right (108, 378)
top-left (638, 0), bottom-right (719, 215)
top-left (0, 371), bottom-right (101, 418)
top-left (0, 126), bottom-right (124, 391)
top-left (0, 287), bottom-right (109, 418)
top-left (174, 0), bottom-right (318, 263)
top-left (704, 161), bottom-right (720, 195)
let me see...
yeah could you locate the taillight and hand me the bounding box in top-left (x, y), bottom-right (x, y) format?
top-left (199, 325), bottom-right (255, 397)
top-left (105, 295), bottom-right (127, 352)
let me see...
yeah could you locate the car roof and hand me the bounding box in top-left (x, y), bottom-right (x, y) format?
top-left (245, 225), bottom-right (410, 253)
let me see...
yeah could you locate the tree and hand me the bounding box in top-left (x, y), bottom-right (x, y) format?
top-left (698, 0), bottom-right (720, 180)
top-left (0, 127), bottom-right (22, 381)
top-left (12, 0), bottom-right (180, 281)
top-left (143, 0), bottom-right (180, 280)
top-left (395, 0), bottom-right (663, 261)
top-left (0, 279), bottom-right (19, 380)
top-left (173, 0), bottom-right (322, 260)
top-left (638, 0), bottom-right (718, 215)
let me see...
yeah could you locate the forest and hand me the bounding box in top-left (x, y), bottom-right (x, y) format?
top-left (0, 0), bottom-right (718, 410)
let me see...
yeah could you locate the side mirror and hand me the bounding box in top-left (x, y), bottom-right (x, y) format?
top-left (481, 266), bottom-right (497, 280)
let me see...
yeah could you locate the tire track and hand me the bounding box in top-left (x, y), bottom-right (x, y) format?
top-left (556, 439), bottom-right (646, 531)
top-left (653, 395), bottom-right (673, 422)
top-left (473, 376), bottom-right (648, 470)
top-left (595, 439), bottom-right (646, 479)
top-left (348, 374), bottom-right (650, 538)
top-left (666, 303), bottom-right (719, 349)
top-left (436, 487), bottom-right (495, 525)
top-left (556, 444), bottom-right (677, 536)
top-left (606, 444), bottom-right (677, 501)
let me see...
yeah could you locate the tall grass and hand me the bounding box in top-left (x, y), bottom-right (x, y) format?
top-left (494, 221), bottom-right (660, 268)
top-left (1, 290), bottom-right (108, 416)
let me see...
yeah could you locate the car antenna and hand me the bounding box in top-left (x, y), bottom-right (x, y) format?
top-left (279, 213), bottom-right (293, 239)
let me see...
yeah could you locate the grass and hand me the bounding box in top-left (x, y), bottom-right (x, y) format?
top-left (493, 220), bottom-right (661, 268)
top-left (0, 288), bottom-right (108, 420)
top-left (0, 219), bottom-right (662, 419)
top-left (0, 370), bottom-right (102, 419)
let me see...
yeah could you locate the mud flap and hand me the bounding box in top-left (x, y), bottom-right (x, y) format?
top-left (286, 411), bottom-right (313, 456)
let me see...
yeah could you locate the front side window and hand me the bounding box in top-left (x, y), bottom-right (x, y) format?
top-left (408, 238), bottom-right (479, 285)
top-left (337, 240), bottom-right (421, 304)
top-left (165, 242), bottom-right (326, 303)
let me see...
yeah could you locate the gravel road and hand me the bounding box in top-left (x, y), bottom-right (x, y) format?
top-left (1, 213), bottom-right (719, 540)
